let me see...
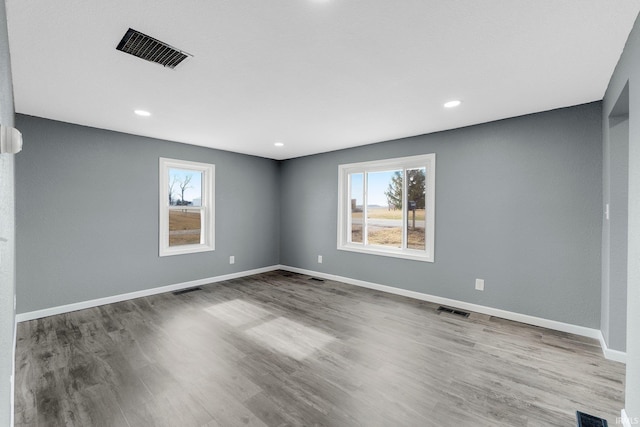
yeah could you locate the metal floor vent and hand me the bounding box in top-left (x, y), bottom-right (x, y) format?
top-left (173, 287), bottom-right (202, 296)
top-left (309, 277), bottom-right (325, 282)
top-left (576, 411), bottom-right (608, 427)
top-left (437, 306), bottom-right (470, 318)
top-left (116, 28), bottom-right (192, 69)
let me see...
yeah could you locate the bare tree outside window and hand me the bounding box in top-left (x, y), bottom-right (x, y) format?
top-left (168, 175), bottom-right (179, 205)
top-left (178, 174), bottom-right (193, 205)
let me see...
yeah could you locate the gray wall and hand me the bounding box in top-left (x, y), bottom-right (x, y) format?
top-left (15, 115), bottom-right (280, 313)
top-left (0, 0), bottom-right (15, 425)
top-left (280, 103), bottom-right (603, 328)
top-left (603, 12), bottom-right (640, 422)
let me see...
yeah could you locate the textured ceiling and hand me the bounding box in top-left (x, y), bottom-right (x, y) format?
top-left (6, 1), bottom-right (640, 159)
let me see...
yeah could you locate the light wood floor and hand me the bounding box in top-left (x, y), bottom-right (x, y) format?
top-left (15, 270), bottom-right (625, 426)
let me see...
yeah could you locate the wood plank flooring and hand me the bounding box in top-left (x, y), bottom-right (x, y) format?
top-left (14, 270), bottom-right (625, 426)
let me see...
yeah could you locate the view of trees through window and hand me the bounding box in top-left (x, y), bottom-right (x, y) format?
top-left (350, 168), bottom-right (426, 250)
top-left (168, 168), bottom-right (203, 246)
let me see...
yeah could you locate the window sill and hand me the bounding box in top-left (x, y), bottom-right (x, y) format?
top-left (337, 244), bottom-right (433, 262)
top-left (159, 244), bottom-right (215, 257)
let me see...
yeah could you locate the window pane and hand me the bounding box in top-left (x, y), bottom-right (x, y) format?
top-left (350, 173), bottom-right (363, 243)
top-left (160, 158), bottom-right (215, 257)
top-left (338, 154), bottom-right (434, 262)
top-left (169, 209), bottom-right (202, 246)
top-left (406, 168), bottom-right (426, 250)
top-left (169, 169), bottom-right (203, 207)
top-left (367, 170), bottom-right (402, 248)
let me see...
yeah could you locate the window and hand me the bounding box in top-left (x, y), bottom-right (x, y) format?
top-left (338, 154), bottom-right (435, 262)
top-left (159, 158), bottom-right (215, 256)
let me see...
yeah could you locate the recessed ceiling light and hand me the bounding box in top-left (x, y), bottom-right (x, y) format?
top-left (274, 142), bottom-right (284, 147)
top-left (444, 100), bottom-right (461, 109)
top-left (134, 109), bottom-right (151, 117)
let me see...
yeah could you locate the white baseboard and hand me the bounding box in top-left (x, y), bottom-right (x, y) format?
top-left (621, 409), bottom-right (632, 427)
top-left (279, 265), bottom-right (616, 351)
top-left (598, 331), bottom-right (627, 364)
top-left (16, 264), bottom-right (625, 365)
top-left (15, 265), bottom-right (280, 323)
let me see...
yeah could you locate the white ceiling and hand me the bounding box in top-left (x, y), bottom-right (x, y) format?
top-left (6, 1), bottom-right (640, 160)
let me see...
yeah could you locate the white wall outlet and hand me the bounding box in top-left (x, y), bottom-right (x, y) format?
top-left (475, 278), bottom-right (484, 291)
top-left (318, 255), bottom-right (323, 264)
top-left (229, 255), bottom-right (235, 265)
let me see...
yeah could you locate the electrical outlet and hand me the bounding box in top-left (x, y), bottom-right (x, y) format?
top-left (475, 278), bottom-right (484, 291)
top-left (229, 255), bottom-right (235, 265)
top-left (318, 255), bottom-right (323, 264)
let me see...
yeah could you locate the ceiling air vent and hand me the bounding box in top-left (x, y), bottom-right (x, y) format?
top-left (116, 28), bottom-right (191, 69)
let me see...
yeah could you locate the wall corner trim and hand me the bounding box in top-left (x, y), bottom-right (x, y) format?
top-left (10, 318), bottom-right (16, 427)
top-left (278, 265), bottom-right (624, 362)
top-left (598, 331), bottom-right (628, 363)
top-left (15, 265), bottom-right (280, 322)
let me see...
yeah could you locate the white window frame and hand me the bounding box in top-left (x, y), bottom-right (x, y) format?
top-left (337, 154), bottom-right (435, 262)
top-left (159, 157), bottom-right (215, 257)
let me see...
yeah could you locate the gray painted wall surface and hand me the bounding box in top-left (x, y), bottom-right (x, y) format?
top-left (280, 103), bottom-right (603, 328)
top-left (15, 115), bottom-right (280, 313)
top-left (0, 0), bottom-right (15, 425)
top-left (603, 12), bottom-right (640, 422)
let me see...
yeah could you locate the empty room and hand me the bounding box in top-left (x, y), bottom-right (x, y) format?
top-left (1, 1), bottom-right (640, 426)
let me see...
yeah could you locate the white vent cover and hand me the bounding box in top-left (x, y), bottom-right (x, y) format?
top-left (0, 125), bottom-right (22, 154)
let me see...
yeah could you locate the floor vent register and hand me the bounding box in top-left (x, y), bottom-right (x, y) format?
top-left (436, 306), bottom-right (470, 318)
top-left (576, 411), bottom-right (608, 427)
top-left (173, 287), bottom-right (203, 296)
